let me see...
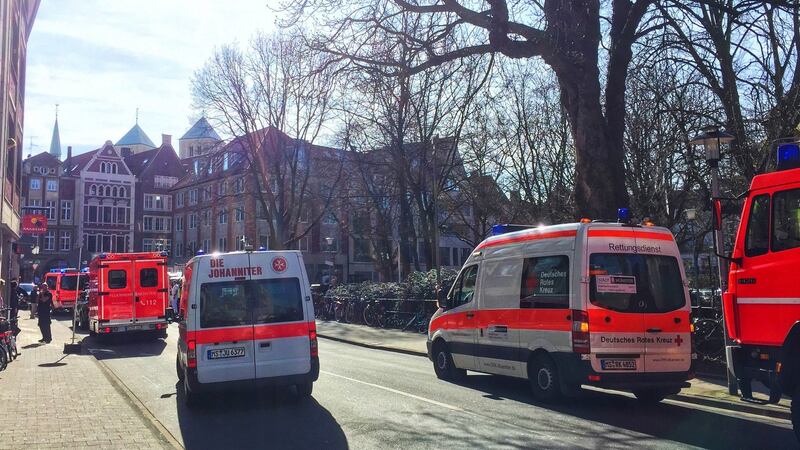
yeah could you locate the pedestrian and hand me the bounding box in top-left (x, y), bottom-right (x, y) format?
top-left (37, 283), bottom-right (53, 343)
top-left (29, 285), bottom-right (38, 319)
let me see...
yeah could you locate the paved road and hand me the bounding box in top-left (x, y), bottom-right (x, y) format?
top-left (59, 318), bottom-right (796, 449)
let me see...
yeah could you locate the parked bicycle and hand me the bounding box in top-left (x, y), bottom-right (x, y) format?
top-left (692, 306), bottom-right (724, 362)
top-left (362, 299), bottom-right (386, 328)
top-left (0, 309), bottom-right (19, 371)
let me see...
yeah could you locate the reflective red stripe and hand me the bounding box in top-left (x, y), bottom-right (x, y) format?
top-left (430, 309), bottom-right (571, 332)
top-left (587, 229), bottom-right (673, 241)
top-left (193, 321), bottom-right (315, 344)
top-left (476, 230), bottom-right (577, 250)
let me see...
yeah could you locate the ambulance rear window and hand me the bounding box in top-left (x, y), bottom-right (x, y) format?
top-left (60, 275), bottom-right (79, 291)
top-left (251, 278), bottom-right (303, 324)
top-left (200, 281), bottom-right (249, 328)
top-left (589, 254), bottom-right (684, 313)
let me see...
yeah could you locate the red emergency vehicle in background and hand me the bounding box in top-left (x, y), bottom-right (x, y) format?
top-left (723, 141), bottom-right (800, 439)
top-left (43, 269), bottom-right (88, 310)
top-left (86, 252), bottom-right (170, 338)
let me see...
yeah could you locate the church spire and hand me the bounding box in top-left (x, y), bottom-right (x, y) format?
top-left (48, 104), bottom-right (62, 160)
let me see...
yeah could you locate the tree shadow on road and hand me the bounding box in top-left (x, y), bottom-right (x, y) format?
top-left (80, 333), bottom-right (168, 360)
top-left (447, 374), bottom-right (797, 449)
top-left (175, 382), bottom-right (348, 449)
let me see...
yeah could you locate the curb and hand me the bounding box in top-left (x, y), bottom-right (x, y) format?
top-left (317, 333), bottom-right (428, 358)
top-left (319, 332), bottom-right (791, 422)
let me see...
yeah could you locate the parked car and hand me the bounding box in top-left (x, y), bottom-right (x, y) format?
top-left (17, 283), bottom-right (37, 309)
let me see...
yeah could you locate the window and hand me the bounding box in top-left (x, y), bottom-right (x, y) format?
top-left (116, 235), bottom-right (127, 252)
top-left (202, 209), bottom-right (210, 224)
top-left (299, 209), bottom-right (310, 223)
top-left (772, 189), bottom-right (800, 252)
top-left (219, 209), bottom-right (227, 224)
top-left (218, 181), bottom-right (227, 196)
top-left (116, 207), bottom-right (128, 224)
top-left (140, 268), bottom-right (158, 288)
top-left (296, 235), bottom-right (309, 252)
top-left (45, 201), bottom-right (56, 220)
top-left (29, 178), bottom-right (40, 190)
top-left (745, 194), bottom-right (770, 257)
top-left (234, 178), bottom-right (244, 193)
top-left (520, 256), bottom-right (570, 309)
top-left (322, 211), bottom-right (337, 224)
top-left (199, 281), bottom-right (250, 328)
top-left (189, 214), bottom-right (197, 229)
top-left (119, 187), bottom-right (126, 198)
top-left (104, 186), bottom-right (111, 197)
top-left (189, 189), bottom-right (197, 205)
top-left (102, 206), bottom-right (112, 223)
top-left (143, 216), bottom-right (171, 232)
top-left (90, 184), bottom-right (97, 196)
top-left (100, 162), bottom-right (106, 173)
top-left (188, 241), bottom-right (196, 255)
top-left (449, 265), bottom-right (479, 308)
top-left (112, 186), bottom-right (118, 197)
top-left (176, 192), bottom-right (184, 207)
top-left (202, 187), bottom-right (211, 201)
top-left (108, 270), bottom-right (127, 289)
top-left (176, 216), bottom-right (184, 231)
top-left (202, 239), bottom-right (211, 252)
top-left (251, 278), bottom-right (303, 324)
top-left (87, 235), bottom-right (97, 252)
top-left (236, 235), bottom-right (247, 251)
top-left (589, 253), bottom-right (684, 313)
top-left (144, 194), bottom-right (167, 211)
top-left (60, 201), bottom-right (72, 221)
top-left (353, 238), bottom-right (371, 262)
top-left (235, 207), bottom-right (244, 222)
top-left (44, 231), bottom-right (55, 251)
top-left (223, 153), bottom-right (229, 171)
top-left (46, 179), bottom-right (57, 192)
top-left (154, 176), bottom-right (178, 189)
top-left (218, 237), bottom-right (227, 252)
top-left (175, 242), bottom-right (183, 258)
top-left (60, 231), bottom-right (71, 251)
top-left (87, 205), bottom-right (97, 223)
top-left (199, 278), bottom-right (303, 329)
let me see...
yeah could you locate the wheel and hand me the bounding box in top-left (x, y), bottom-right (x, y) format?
top-left (633, 389), bottom-right (668, 404)
top-left (296, 381), bottom-right (313, 397)
top-left (432, 341), bottom-right (465, 380)
top-left (363, 304), bottom-right (376, 327)
top-left (183, 379), bottom-right (199, 408)
top-left (792, 388), bottom-right (800, 443)
top-left (345, 304), bottom-right (356, 323)
top-left (176, 354), bottom-right (185, 381)
top-left (0, 346), bottom-right (7, 371)
top-left (528, 354), bottom-right (562, 402)
top-left (335, 304), bottom-right (346, 322)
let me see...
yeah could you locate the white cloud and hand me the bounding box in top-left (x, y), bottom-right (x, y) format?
top-left (24, 0), bottom-right (279, 156)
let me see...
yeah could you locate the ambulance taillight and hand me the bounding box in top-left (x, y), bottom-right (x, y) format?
top-left (187, 340), bottom-right (197, 368)
top-left (571, 309), bottom-right (590, 354)
top-left (309, 330), bottom-right (318, 357)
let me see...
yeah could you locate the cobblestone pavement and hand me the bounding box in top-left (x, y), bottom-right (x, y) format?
top-left (0, 313), bottom-right (173, 449)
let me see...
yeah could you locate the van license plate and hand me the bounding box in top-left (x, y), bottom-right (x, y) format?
top-left (208, 347), bottom-right (246, 359)
top-left (601, 359), bottom-right (637, 370)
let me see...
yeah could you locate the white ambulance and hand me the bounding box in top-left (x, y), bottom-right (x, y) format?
top-left (428, 220), bottom-right (695, 403)
top-left (175, 250), bottom-right (319, 407)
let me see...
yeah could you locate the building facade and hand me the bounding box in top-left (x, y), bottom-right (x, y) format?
top-left (1, 0), bottom-right (39, 289)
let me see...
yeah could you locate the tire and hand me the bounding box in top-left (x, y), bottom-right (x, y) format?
top-left (297, 381), bottom-right (313, 397)
top-left (176, 354), bottom-right (185, 382)
top-left (0, 346), bottom-right (7, 371)
top-left (633, 389), bottom-right (668, 404)
top-left (529, 354), bottom-right (562, 402)
top-left (335, 304), bottom-right (346, 322)
top-left (432, 341), bottom-right (465, 381)
top-left (363, 304), bottom-right (377, 327)
top-left (345, 304), bottom-right (356, 324)
top-left (183, 379), bottom-right (199, 408)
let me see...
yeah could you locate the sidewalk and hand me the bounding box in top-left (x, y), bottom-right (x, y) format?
top-left (0, 315), bottom-right (173, 449)
top-left (316, 320), bottom-right (792, 421)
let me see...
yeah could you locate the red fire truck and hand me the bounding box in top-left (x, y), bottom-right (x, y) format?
top-left (723, 142), bottom-right (800, 438)
top-left (86, 252), bottom-right (170, 338)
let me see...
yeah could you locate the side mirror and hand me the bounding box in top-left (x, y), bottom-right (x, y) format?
top-left (436, 288), bottom-right (449, 310)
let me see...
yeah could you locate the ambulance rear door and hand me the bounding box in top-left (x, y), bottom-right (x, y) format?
top-left (632, 228), bottom-right (692, 373)
top-left (252, 252), bottom-right (312, 379)
top-left (132, 257), bottom-right (168, 323)
top-left (101, 260), bottom-right (135, 323)
top-left (195, 254), bottom-right (256, 384)
top-left (586, 228), bottom-right (647, 374)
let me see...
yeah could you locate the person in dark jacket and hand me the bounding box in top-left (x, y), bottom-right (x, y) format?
top-left (37, 283), bottom-right (53, 343)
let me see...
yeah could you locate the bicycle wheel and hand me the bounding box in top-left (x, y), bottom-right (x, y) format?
top-left (346, 303), bottom-right (356, 323)
top-left (0, 344), bottom-right (7, 371)
top-left (693, 319), bottom-right (724, 359)
top-left (335, 303), bottom-right (346, 322)
top-left (363, 304), bottom-right (376, 327)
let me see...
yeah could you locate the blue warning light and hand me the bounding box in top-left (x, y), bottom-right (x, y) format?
top-left (777, 143), bottom-right (800, 171)
top-left (617, 208), bottom-right (630, 222)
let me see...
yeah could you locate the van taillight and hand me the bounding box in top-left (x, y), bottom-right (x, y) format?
top-left (187, 340), bottom-right (197, 368)
top-left (309, 330), bottom-right (318, 357)
top-left (571, 309), bottom-right (590, 354)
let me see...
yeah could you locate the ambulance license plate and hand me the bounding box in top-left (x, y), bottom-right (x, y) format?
top-left (601, 359), bottom-right (637, 371)
top-left (208, 347), bottom-right (246, 359)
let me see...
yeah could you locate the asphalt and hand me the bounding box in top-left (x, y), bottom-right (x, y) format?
top-left (46, 315), bottom-right (795, 449)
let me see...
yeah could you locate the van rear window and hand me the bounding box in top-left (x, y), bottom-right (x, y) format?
top-left (60, 275), bottom-right (81, 291)
top-left (589, 253), bottom-right (684, 313)
top-left (200, 278), bottom-right (304, 328)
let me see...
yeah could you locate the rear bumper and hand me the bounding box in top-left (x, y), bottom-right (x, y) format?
top-left (94, 320), bottom-right (169, 334)
top-left (553, 352), bottom-right (692, 391)
top-left (186, 357), bottom-right (320, 393)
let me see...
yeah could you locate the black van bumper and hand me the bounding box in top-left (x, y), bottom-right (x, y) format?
top-left (186, 356), bottom-right (320, 393)
top-left (553, 353), bottom-right (692, 392)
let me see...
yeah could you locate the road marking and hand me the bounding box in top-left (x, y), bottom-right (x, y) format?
top-left (321, 370), bottom-right (463, 411)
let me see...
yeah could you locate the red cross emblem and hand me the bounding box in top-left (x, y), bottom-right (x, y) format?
top-left (271, 256), bottom-right (287, 273)
top-left (675, 335), bottom-right (683, 347)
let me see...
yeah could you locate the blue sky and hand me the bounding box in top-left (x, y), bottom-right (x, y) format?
top-left (24, 1), bottom-right (277, 157)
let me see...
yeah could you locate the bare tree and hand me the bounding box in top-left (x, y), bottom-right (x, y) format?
top-left (281, 0), bottom-right (661, 218)
top-left (192, 30), bottom-right (342, 249)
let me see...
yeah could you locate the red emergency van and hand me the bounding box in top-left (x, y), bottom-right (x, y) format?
top-left (43, 269), bottom-right (88, 310)
top-left (86, 252), bottom-right (170, 337)
top-left (723, 142), bottom-right (800, 439)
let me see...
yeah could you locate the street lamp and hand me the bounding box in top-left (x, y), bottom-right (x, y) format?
top-left (689, 124), bottom-right (736, 395)
top-left (324, 237), bottom-right (336, 285)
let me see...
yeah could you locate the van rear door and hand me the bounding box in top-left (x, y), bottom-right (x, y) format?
top-left (133, 257), bottom-right (167, 323)
top-left (587, 229), bottom-right (646, 373)
top-left (102, 260), bottom-right (134, 323)
top-left (252, 253), bottom-right (311, 379)
top-left (632, 229), bottom-right (691, 373)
